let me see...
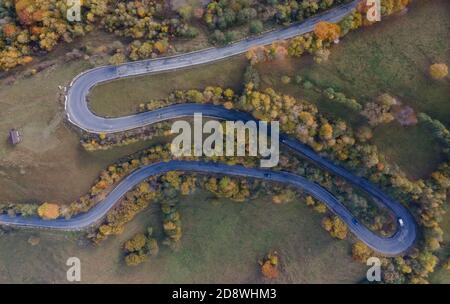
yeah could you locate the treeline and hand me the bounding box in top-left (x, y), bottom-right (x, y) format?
top-left (0, 0), bottom-right (195, 71)
top-left (81, 121), bottom-right (171, 151)
top-left (418, 113), bottom-right (450, 159)
top-left (0, 0), bottom-right (413, 71)
top-left (82, 0), bottom-right (447, 283)
top-left (204, 0), bottom-right (352, 44)
top-left (94, 85), bottom-right (448, 282)
top-left (79, 84), bottom-right (435, 237)
top-left (1, 83), bottom-right (448, 282)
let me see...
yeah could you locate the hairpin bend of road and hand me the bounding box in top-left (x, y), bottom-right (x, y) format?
top-left (0, 1), bottom-right (417, 256)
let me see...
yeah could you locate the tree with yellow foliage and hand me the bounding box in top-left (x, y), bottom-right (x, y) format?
top-left (322, 216), bottom-right (348, 240)
top-left (109, 53), bottom-right (126, 66)
top-left (298, 111), bottom-right (315, 126)
top-left (124, 252), bottom-right (148, 266)
top-left (351, 241), bottom-right (373, 263)
top-left (319, 122), bottom-right (333, 140)
top-left (123, 227), bottom-right (159, 266)
top-left (429, 63), bottom-right (448, 80)
top-left (124, 233), bottom-right (147, 253)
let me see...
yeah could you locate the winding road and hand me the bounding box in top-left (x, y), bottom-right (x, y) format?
top-left (0, 1), bottom-right (417, 256)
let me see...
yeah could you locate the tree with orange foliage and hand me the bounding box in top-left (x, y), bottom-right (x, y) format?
top-left (37, 202), bottom-right (60, 220)
top-left (2, 24), bottom-right (17, 38)
top-left (15, 0), bottom-right (34, 25)
top-left (314, 21), bottom-right (341, 42)
top-left (261, 261), bottom-right (278, 279)
top-left (154, 39), bottom-right (169, 54)
top-left (260, 251), bottom-right (280, 279)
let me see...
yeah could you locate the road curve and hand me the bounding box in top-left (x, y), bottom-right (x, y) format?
top-left (0, 0), bottom-right (417, 256)
top-left (65, 1), bottom-right (359, 133)
top-left (0, 160), bottom-right (416, 256)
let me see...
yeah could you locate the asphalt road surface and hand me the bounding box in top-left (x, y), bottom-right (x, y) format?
top-left (0, 1), bottom-right (417, 256)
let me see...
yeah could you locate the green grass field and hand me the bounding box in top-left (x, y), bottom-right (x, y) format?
top-left (89, 56), bottom-right (247, 117)
top-left (0, 192), bottom-right (365, 283)
top-left (0, 0), bottom-right (448, 284)
top-left (0, 34), bottom-right (356, 284)
top-left (289, 0), bottom-right (450, 125)
top-left (255, 0), bottom-right (449, 179)
top-left (0, 32), bottom-right (168, 204)
top-left (89, 0), bottom-right (449, 180)
top-left (372, 124), bottom-right (444, 179)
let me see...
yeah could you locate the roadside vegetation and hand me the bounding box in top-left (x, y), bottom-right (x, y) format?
top-left (4, 80), bottom-right (448, 283)
top-left (0, 0), bottom-right (196, 71)
top-left (76, 1), bottom-right (450, 283)
top-left (0, 192), bottom-right (365, 283)
top-left (0, 0), bottom-right (448, 284)
top-left (0, 0), bottom-right (354, 72)
top-left (253, 0), bottom-right (450, 179)
top-left (89, 56), bottom-right (247, 117)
